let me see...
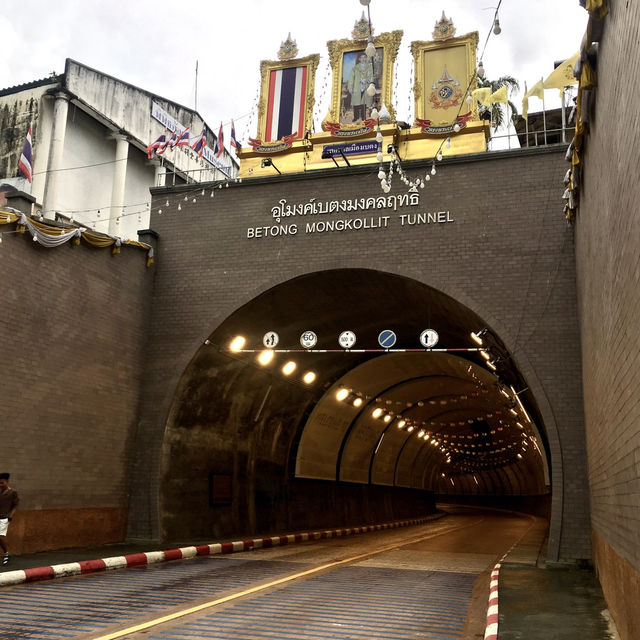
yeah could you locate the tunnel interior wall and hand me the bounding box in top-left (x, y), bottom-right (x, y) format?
top-left (0, 232), bottom-right (152, 553)
top-left (574, 2), bottom-right (640, 637)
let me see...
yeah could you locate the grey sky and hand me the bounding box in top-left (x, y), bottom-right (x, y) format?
top-left (1, 1), bottom-right (588, 143)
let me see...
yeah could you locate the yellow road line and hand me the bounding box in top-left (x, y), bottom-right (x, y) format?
top-left (92, 518), bottom-right (482, 640)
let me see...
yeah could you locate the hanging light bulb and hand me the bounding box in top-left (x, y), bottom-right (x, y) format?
top-left (376, 129), bottom-right (383, 143)
top-left (370, 107), bottom-right (379, 120)
top-left (165, 200), bottom-right (169, 207)
top-left (359, 0), bottom-right (371, 5)
top-left (425, 174), bottom-right (431, 181)
top-left (158, 209), bottom-right (162, 215)
top-left (366, 83), bottom-right (376, 97)
top-left (478, 60), bottom-right (485, 78)
top-left (453, 123), bottom-right (461, 133)
top-left (431, 163), bottom-right (436, 176)
top-left (377, 167), bottom-right (386, 180)
top-left (365, 37), bottom-right (376, 58)
top-left (178, 203), bottom-right (182, 211)
top-left (446, 137), bottom-right (451, 148)
top-left (436, 150), bottom-right (443, 161)
top-left (376, 151), bottom-right (383, 162)
top-left (466, 93), bottom-right (472, 104)
top-left (493, 16), bottom-right (501, 35)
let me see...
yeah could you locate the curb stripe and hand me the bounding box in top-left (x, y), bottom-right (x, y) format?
top-left (0, 514), bottom-right (445, 587)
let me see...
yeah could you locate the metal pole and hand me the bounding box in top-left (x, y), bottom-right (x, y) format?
top-left (560, 87), bottom-right (567, 143)
top-left (541, 77), bottom-right (547, 145)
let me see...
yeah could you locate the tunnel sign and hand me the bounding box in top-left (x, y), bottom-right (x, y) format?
top-left (300, 331), bottom-right (317, 349)
top-left (378, 330), bottom-right (397, 349)
top-left (420, 329), bottom-right (439, 348)
top-left (263, 331), bottom-right (279, 348)
top-left (338, 330), bottom-right (356, 349)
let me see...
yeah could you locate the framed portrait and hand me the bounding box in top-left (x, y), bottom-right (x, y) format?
top-left (411, 31), bottom-right (479, 127)
top-left (256, 54), bottom-right (320, 143)
top-left (325, 31), bottom-right (403, 127)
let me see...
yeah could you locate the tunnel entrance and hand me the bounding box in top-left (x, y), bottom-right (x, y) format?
top-left (159, 269), bottom-right (549, 542)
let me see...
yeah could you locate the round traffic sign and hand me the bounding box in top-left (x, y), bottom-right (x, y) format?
top-left (263, 331), bottom-right (279, 348)
top-left (300, 331), bottom-right (317, 349)
top-left (420, 329), bottom-right (439, 348)
top-left (378, 329), bottom-right (397, 349)
top-left (338, 330), bottom-right (356, 349)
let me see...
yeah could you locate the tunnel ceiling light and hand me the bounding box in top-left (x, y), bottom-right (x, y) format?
top-left (336, 388), bottom-right (349, 401)
top-left (372, 407), bottom-right (383, 418)
top-left (383, 413), bottom-right (392, 422)
top-left (470, 330), bottom-right (486, 345)
top-left (480, 350), bottom-right (491, 360)
top-left (353, 397), bottom-right (363, 407)
top-left (303, 371), bottom-right (316, 384)
top-left (397, 419), bottom-right (406, 428)
top-left (229, 335), bottom-right (246, 352)
top-left (487, 361), bottom-right (497, 371)
top-left (282, 361), bottom-right (296, 376)
top-left (418, 430), bottom-right (425, 438)
top-left (257, 349), bottom-right (275, 366)
top-left (407, 426), bottom-right (414, 432)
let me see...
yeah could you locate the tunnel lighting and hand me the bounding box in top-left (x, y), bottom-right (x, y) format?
top-left (516, 421), bottom-right (524, 429)
top-left (372, 407), bottom-right (383, 418)
top-left (480, 350), bottom-right (491, 360)
top-left (383, 413), bottom-right (392, 422)
top-left (509, 408), bottom-right (518, 417)
top-left (511, 387), bottom-right (532, 423)
top-left (517, 453), bottom-right (523, 459)
top-left (282, 361), bottom-right (296, 376)
top-left (257, 349), bottom-right (274, 366)
top-left (441, 473), bottom-right (445, 478)
top-left (470, 330), bottom-right (485, 345)
top-left (303, 371), bottom-right (316, 384)
top-left (397, 419), bottom-right (406, 428)
top-left (407, 426), bottom-right (414, 432)
top-left (499, 387), bottom-right (510, 398)
top-left (229, 335), bottom-right (246, 352)
top-left (423, 434), bottom-right (430, 441)
top-left (418, 430), bottom-right (425, 438)
top-left (353, 397), bottom-right (363, 407)
top-left (336, 388), bottom-right (349, 401)
top-left (487, 361), bottom-right (497, 371)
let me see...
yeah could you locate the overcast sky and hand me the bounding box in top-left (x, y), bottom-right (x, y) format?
top-left (1, 1), bottom-right (588, 144)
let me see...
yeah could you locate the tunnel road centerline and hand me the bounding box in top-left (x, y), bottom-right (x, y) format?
top-left (90, 516), bottom-right (486, 640)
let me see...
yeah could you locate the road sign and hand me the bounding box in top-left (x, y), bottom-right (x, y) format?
top-left (338, 330), bottom-right (356, 349)
top-left (420, 329), bottom-right (439, 348)
top-left (300, 331), bottom-right (317, 349)
top-left (263, 331), bottom-right (279, 348)
top-left (378, 329), bottom-right (397, 349)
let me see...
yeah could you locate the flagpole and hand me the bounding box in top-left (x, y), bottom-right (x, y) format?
top-left (524, 82), bottom-right (529, 148)
top-left (560, 87), bottom-right (567, 144)
top-left (541, 77), bottom-right (547, 145)
top-left (195, 60), bottom-right (199, 112)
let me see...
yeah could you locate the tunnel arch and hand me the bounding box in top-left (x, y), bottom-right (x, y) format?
top-left (158, 268), bottom-right (555, 545)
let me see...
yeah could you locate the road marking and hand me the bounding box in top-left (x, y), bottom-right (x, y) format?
top-left (92, 518), bottom-right (483, 639)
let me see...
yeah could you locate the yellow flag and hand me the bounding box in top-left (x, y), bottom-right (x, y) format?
top-left (472, 87), bottom-right (492, 107)
top-left (543, 52), bottom-right (579, 90)
top-left (522, 79), bottom-right (544, 118)
top-left (487, 85), bottom-right (508, 105)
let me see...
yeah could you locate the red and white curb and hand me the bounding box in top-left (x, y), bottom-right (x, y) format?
top-left (0, 515), bottom-right (444, 587)
top-left (484, 561), bottom-right (501, 640)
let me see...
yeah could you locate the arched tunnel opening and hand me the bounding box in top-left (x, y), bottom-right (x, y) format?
top-left (159, 269), bottom-right (550, 542)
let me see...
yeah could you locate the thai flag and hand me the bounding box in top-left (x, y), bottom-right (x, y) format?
top-left (214, 122), bottom-right (225, 158)
top-left (18, 126), bottom-right (33, 182)
top-left (191, 128), bottom-right (207, 157)
top-left (175, 127), bottom-right (190, 148)
top-left (146, 133), bottom-right (166, 159)
top-left (230, 119), bottom-right (240, 151)
top-left (158, 130), bottom-right (179, 154)
top-left (265, 65), bottom-right (307, 142)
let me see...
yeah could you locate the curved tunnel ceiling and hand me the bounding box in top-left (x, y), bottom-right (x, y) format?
top-left (196, 268), bottom-right (549, 496)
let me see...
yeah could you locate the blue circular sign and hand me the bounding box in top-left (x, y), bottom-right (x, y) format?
top-left (378, 330), bottom-right (397, 349)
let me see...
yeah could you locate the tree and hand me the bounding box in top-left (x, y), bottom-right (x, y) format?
top-left (477, 75), bottom-right (520, 131)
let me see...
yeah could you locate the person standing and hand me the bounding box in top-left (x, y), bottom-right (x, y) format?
top-left (0, 473), bottom-right (19, 565)
top-left (347, 53), bottom-right (375, 122)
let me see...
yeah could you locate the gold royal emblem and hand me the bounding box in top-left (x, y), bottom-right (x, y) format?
top-left (429, 67), bottom-right (463, 109)
top-left (433, 12), bottom-right (456, 41)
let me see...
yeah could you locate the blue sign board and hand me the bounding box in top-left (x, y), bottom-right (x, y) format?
top-left (378, 330), bottom-right (397, 349)
top-left (322, 140), bottom-right (379, 158)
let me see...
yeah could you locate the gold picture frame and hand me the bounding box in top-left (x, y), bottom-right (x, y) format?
top-left (411, 31), bottom-right (479, 126)
top-left (256, 54), bottom-right (320, 143)
top-left (325, 30), bottom-right (403, 127)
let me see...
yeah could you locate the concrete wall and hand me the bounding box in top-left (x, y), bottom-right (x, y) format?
top-left (574, 2), bottom-right (640, 638)
top-left (132, 146), bottom-right (590, 561)
top-left (0, 222), bottom-right (153, 553)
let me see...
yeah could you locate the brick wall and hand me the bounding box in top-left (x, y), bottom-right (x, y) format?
top-left (574, 0), bottom-right (640, 635)
top-left (132, 146), bottom-right (590, 560)
top-left (0, 228), bottom-right (152, 552)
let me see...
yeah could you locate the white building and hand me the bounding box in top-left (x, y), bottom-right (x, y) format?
top-left (0, 59), bottom-right (237, 239)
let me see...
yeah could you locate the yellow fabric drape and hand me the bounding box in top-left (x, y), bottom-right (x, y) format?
top-left (471, 87), bottom-right (492, 107)
top-left (580, 59), bottom-right (597, 90)
top-left (585, 0), bottom-right (608, 19)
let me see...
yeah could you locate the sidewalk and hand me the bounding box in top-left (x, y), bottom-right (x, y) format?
top-left (496, 518), bottom-right (619, 639)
